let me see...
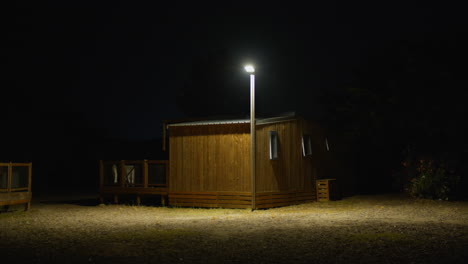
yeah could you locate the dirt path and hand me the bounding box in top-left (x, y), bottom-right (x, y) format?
top-left (1, 194), bottom-right (467, 263)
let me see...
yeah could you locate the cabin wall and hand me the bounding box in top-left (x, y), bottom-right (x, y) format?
top-left (168, 119), bottom-right (329, 208)
top-left (302, 120), bottom-right (331, 180)
top-left (256, 120), bottom-right (304, 192)
top-left (254, 119), bottom-right (328, 208)
top-left (255, 119), bottom-right (327, 192)
top-left (169, 124), bottom-right (251, 193)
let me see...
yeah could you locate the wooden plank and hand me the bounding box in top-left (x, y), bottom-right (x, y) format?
top-left (169, 202), bottom-right (250, 209)
top-left (217, 195), bottom-right (251, 201)
top-left (256, 195), bottom-right (315, 204)
top-left (0, 199), bottom-right (31, 206)
top-left (256, 200), bottom-right (315, 209)
top-left (143, 160), bottom-right (148, 188)
top-left (100, 186), bottom-right (168, 195)
top-left (0, 192), bottom-right (31, 200)
top-left (101, 191), bottom-right (168, 196)
top-left (256, 191), bottom-right (298, 196)
top-left (10, 188), bottom-right (29, 191)
top-left (169, 194), bottom-right (251, 200)
top-left (255, 191), bottom-right (316, 206)
top-left (256, 197), bottom-right (315, 205)
top-left (0, 192), bottom-right (31, 202)
top-left (256, 194), bottom-right (316, 201)
top-left (169, 194), bottom-right (222, 200)
top-left (256, 191), bottom-right (314, 197)
top-left (7, 163), bottom-right (32, 166)
top-left (170, 198), bottom-right (251, 205)
top-left (169, 191), bottom-right (251, 196)
top-left (257, 193), bottom-right (296, 200)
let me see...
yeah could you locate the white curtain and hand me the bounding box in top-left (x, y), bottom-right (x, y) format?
top-left (112, 164), bottom-right (118, 184)
top-left (125, 165), bottom-right (135, 184)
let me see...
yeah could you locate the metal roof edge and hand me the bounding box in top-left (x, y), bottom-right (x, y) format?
top-left (167, 119), bottom-right (250, 127)
top-left (256, 116), bottom-right (300, 125)
top-left (167, 116), bottom-right (302, 128)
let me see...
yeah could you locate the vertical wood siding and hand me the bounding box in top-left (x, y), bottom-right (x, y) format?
top-left (169, 124), bottom-right (251, 193)
top-left (168, 118), bottom-right (326, 208)
top-left (256, 119), bottom-right (315, 193)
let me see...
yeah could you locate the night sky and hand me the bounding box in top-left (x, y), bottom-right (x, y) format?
top-left (3, 1), bottom-right (468, 193)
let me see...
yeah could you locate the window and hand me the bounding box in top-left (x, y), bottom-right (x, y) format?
top-left (325, 137), bottom-right (330, 151)
top-left (269, 131), bottom-right (279, 160)
top-left (302, 134), bottom-right (312, 156)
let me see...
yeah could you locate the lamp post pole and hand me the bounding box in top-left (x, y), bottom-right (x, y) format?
top-left (245, 65), bottom-right (256, 210)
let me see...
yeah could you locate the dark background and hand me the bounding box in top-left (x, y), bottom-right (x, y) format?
top-left (2, 1), bottom-right (468, 196)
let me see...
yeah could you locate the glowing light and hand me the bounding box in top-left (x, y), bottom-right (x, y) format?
top-left (244, 65), bottom-right (255, 73)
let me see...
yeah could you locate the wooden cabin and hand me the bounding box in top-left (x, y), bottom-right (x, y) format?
top-left (0, 162), bottom-right (32, 211)
top-left (166, 114), bottom-right (330, 209)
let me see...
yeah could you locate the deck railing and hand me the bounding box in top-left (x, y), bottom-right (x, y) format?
top-left (99, 160), bottom-right (168, 188)
top-left (99, 160), bottom-right (168, 205)
top-left (0, 162), bottom-right (32, 210)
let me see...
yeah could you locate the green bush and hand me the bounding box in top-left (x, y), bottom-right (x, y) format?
top-left (406, 159), bottom-right (460, 200)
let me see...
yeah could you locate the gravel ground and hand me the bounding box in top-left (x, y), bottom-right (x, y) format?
top-left (1, 193), bottom-right (467, 264)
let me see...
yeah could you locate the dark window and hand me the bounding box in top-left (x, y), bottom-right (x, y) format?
top-left (302, 134), bottom-right (312, 156)
top-left (0, 166), bottom-right (8, 190)
top-left (269, 131), bottom-right (279, 160)
top-left (11, 166), bottom-right (29, 189)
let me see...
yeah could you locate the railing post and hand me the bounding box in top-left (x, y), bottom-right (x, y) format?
top-left (26, 163), bottom-right (32, 211)
top-left (7, 162), bottom-right (12, 193)
top-left (120, 160), bottom-right (126, 187)
top-left (28, 163), bottom-right (32, 193)
top-left (143, 160), bottom-right (148, 188)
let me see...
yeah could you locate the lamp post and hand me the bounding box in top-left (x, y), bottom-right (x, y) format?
top-left (244, 65), bottom-right (256, 210)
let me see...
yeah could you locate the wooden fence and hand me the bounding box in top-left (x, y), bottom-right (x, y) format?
top-left (0, 162), bottom-right (32, 210)
top-left (99, 160), bottom-right (168, 205)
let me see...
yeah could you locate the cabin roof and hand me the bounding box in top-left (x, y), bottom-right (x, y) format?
top-left (167, 119), bottom-right (249, 127)
top-left (166, 114), bottom-right (299, 128)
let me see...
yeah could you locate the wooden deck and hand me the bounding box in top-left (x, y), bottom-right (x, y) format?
top-left (99, 159), bottom-right (318, 209)
top-left (0, 162), bottom-right (32, 210)
top-left (99, 160), bottom-right (168, 205)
